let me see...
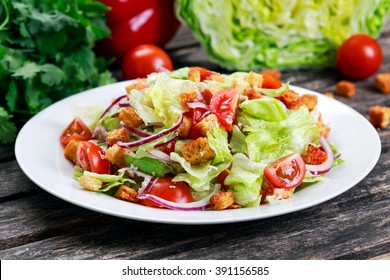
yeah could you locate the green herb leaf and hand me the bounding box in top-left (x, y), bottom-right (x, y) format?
top-left (124, 154), bottom-right (173, 177)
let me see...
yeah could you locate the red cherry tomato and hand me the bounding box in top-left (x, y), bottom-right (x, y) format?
top-left (96, 0), bottom-right (180, 61)
top-left (336, 34), bottom-right (383, 80)
top-left (209, 88), bottom-right (239, 133)
top-left (76, 141), bottom-right (111, 174)
top-left (189, 66), bottom-right (219, 81)
top-left (261, 74), bottom-right (282, 89)
top-left (216, 169), bottom-right (230, 191)
top-left (121, 44), bottom-right (173, 80)
top-left (60, 118), bottom-right (92, 147)
top-left (264, 154), bottom-right (306, 189)
top-left (139, 177), bottom-right (194, 208)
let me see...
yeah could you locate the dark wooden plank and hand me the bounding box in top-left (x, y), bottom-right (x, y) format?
top-left (0, 144), bottom-right (15, 162)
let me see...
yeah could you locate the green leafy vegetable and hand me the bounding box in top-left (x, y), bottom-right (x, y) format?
top-left (176, 0), bottom-right (390, 70)
top-left (124, 154), bottom-right (173, 177)
top-left (0, 0), bottom-right (115, 144)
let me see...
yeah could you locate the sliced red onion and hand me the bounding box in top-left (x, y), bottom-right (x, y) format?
top-left (99, 95), bottom-right (127, 120)
top-left (153, 134), bottom-right (177, 149)
top-left (137, 184), bottom-right (221, 211)
top-left (147, 149), bottom-right (175, 164)
top-left (117, 115), bottom-right (183, 149)
top-left (187, 101), bottom-right (210, 110)
top-left (92, 126), bottom-right (107, 140)
top-left (137, 176), bottom-right (157, 198)
top-left (306, 136), bottom-right (334, 175)
top-left (118, 167), bottom-right (156, 196)
top-left (121, 122), bottom-right (151, 138)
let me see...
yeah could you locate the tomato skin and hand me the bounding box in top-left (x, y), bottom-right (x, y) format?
top-left (264, 154), bottom-right (306, 189)
top-left (76, 141), bottom-right (111, 174)
top-left (216, 169), bottom-right (230, 191)
top-left (96, 0), bottom-right (180, 61)
top-left (209, 88), bottom-right (239, 133)
top-left (139, 177), bottom-right (194, 208)
top-left (121, 44), bottom-right (173, 80)
top-left (261, 74), bottom-right (282, 89)
top-left (60, 118), bottom-right (92, 147)
top-left (336, 34), bottom-right (383, 80)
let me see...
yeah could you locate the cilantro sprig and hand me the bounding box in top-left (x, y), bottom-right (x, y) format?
top-left (0, 0), bottom-right (116, 144)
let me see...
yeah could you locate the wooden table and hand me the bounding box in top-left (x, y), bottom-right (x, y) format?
top-left (1, 23), bottom-right (389, 260)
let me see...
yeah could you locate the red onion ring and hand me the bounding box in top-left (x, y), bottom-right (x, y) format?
top-left (137, 184), bottom-right (221, 211)
top-left (187, 101), bottom-right (210, 110)
top-left (117, 115), bottom-right (183, 149)
top-left (92, 126), bottom-right (107, 140)
top-left (147, 149), bottom-right (175, 164)
top-left (99, 95), bottom-right (127, 120)
top-left (306, 136), bottom-right (334, 175)
top-left (121, 122), bottom-right (151, 138)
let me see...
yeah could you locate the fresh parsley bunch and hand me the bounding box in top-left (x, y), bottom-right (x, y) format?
top-left (0, 0), bottom-right (116, 144)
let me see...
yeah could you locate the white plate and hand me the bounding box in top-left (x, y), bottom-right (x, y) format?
top-left (15, 82), bottom-right (381, 224)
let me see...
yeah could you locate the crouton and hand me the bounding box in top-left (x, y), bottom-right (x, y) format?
top-left (194, 114), bottom-right (219, 136)
top-left (260, 69), bottom-right (282, 80)
top-left (178, 90), bottom-right (198, 105)
top-left (79, 175), bottom-right (102, 191)
top-left (114, 185), bottom-right (139, 203)
top-left (301, 144), bottom-right (328, 165)
top-left (181, 137), bottom-right (216, 165)
top-left (276, 90), bottom-right (301, 110)
top-left (201, 84), bottom-right (222, 104)
top-left (317, 114), bottom-right (331, 138)
top-left (176, 115), bottom-right (192, 138)
top-left (106, 128), bottom-right (130, 146)
top-left (374, 73), bottom-right (390, 94)
top-left (105, 144), bottom-right (132, 168)
top-left (369, 106), bottom-right (390, 129)
top-left (207, 73), bottom-right (224, 82)
top-left (64, 139), bottom-right (80, 164)
top-left (125, 78), bottom-right (148, 94)
top-left (231, 78), bottom-right (250, 94)
top-left (188, 67), bottom-right (201, 82)
top-left (324, 91), bottom-right (335, 98)
top-left (336, 80), bottom-right (355, 97)
top-left (243, 88), bottom-right (264, 100)
top-left (209, 191), bottom-right (234, 210)
top-left (300, 94), bottom-right (318, 111)
top-left (244, 71), bottom-right (263, 88)
top-left (119, 107), bottom-right (143, 128)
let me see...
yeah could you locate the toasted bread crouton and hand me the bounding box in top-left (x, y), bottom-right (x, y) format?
top-left (178, 90), bottom-right (198, 105)
top-left (181, 137), bottom-right (216, 165)
top-left (300, 94), bottom-right (318, 111)
top-left (125, 78), bottom-right (148, 94)
top-left (206, 73), bottom-right (224, 82)
top-left (114, 185), bottom-right (138, 203)
top-left (301, 145), bottom-right (328, 165)
top-left (119, 107), bottom-right (143, 128)
top-left (243, 88), bottom-right (264, 100)
top-left (194, 114), bottom-right (219, 136)
top-left (369, 106), bottom-right (390, 129)
top-left (64, 139), bottom-right (80, 164)
top-left (231, 78), bottom-right (250, 94)
top-left (374, 73), bottom-right (390, 94)
top-left (317, 114), bottom-right (331, 138)
top-left (209, 191), bottom-right (234, 210)
top-left (106, 128), bottom-right (130, 146)
top-left (260, 69), bottom-right (282, 80)
top-left (276, 90), bottom-right (301, 110)
top-left (79, 175), bottom-right (102, 191)
top-left (244, 71), bottom-right (263, 88)
top-left (336, 80), bottom-right (355, 97)
top-left (105, 144), bottom-right (132, 168)
top-left (188, 67), bottom-right (201, 82)
top-left (176, 115), bottom-right (192, 138)
top-left (324, 91), bottom-right (335, 98)
top-left (201, 84), bottom-right (223, 104)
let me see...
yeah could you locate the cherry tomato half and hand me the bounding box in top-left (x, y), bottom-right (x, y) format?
top-left (336, 34), bottom-right (383, 80)
top-left (76, 141), bottom-right (111, 174)
top-left (264, 154), bottom-right (306, 189)
top-left (139, 177), bottom-right (194, 208)
top-left (121, 44), bottom-right (173, 80)
top-left (60, 118), bottom-right (92, 147)
top-left (261, 73), bottom-right (282, 89)
top-left (209, 88), bottom-right (240, 133)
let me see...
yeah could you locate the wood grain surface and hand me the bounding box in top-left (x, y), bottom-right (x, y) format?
top-left (0, 22), bottom-right (389, 260)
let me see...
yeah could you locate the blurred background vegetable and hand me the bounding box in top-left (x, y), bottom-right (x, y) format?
top-left (95, 0), bottom-right (180, 62)
top-left (0, 0), bottom-right (116, 144)
top-left (176, 0), bottom-right (390, 71)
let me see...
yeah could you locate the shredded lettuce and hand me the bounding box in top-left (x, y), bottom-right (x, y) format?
top-left (176, 0), bottom-right (390, 70)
